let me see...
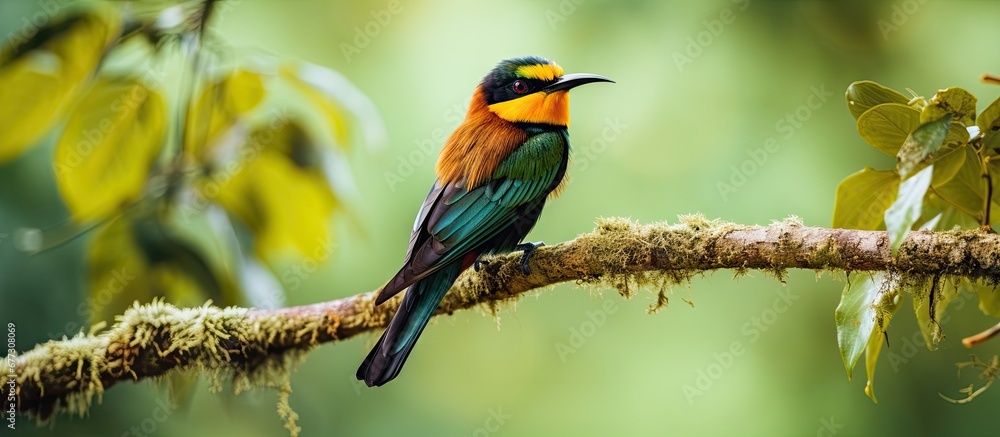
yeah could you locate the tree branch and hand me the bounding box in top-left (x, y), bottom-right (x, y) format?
top-left (10, 216), bottom-right (1000, 420)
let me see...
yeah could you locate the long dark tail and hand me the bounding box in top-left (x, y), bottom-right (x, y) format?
top-left (357, 262), bottom-right (462, 387)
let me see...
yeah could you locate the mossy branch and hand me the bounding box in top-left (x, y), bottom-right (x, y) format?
top-left (10, 216), bottom-right (1000, 422)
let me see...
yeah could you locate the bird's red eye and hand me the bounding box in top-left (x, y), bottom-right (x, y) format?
top-left (512, 80), bottom-right (529, 94)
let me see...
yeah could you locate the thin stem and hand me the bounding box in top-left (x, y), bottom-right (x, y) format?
top-left (982, 73), bottom-right (1000, 86)
top-left (167, 0), bottom-right (215, 206)
top-left (984, 158), bottom-right (993, 227)
top-left (963, 322), bottom-right (1000, 348)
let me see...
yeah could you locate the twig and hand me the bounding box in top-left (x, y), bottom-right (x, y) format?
top-left (982, 73), bottom-right (1000, 86)
top-left (940, 355), bottom-right (998, 404)
top-left (963, 322), bottom-right (1000, 348)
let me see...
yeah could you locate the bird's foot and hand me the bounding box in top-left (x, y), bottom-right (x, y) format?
top-left (514, 241), bottom-right (545, 275)
top-left (474, 257), bottom-right (491, 272)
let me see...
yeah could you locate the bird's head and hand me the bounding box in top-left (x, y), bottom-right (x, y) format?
top-left (480, 56), bottom-right (613, 126)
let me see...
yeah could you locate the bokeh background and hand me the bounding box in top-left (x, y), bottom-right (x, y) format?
top-left (3, 0), bottom-right (1000, 435)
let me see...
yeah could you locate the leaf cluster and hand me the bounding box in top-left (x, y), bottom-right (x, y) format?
top-left (834, 80), bottom-right (1000, 401)
top-left (0, 2), bottom-right (384, 328)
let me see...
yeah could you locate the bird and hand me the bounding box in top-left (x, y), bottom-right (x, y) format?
top-left (357, 56), bottom-right (613, 387)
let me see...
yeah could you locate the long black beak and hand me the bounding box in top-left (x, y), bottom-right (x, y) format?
top-left (543, 73), bottom-right (615, 93)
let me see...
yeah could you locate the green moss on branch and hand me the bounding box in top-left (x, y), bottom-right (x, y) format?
top-left (9, 215), bottom-right (1000, 429)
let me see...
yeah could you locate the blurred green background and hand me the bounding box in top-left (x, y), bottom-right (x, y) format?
top-left (3, 0), bottom-right (1000, 435)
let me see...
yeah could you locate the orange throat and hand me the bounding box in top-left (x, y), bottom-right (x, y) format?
top-left (487, 90), bottom-right (570, 126)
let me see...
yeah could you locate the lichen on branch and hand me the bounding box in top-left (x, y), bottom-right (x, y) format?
top-left (9, 215), bottom-right (1000, 430)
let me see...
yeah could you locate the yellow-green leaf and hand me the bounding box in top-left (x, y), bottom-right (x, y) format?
top-left (921, 87), bottom-right (976, 126)
top-left (54, 78), bottom-right (166, 221)
top-left (930, 144), bottom-right (967, 188)
top-left (978, 96), bottom-right (1000, 152)
top-left (856, 103), bottom-right (920, 156)
top-left (863, 279), bottom-right (902, 404)
top-left (224, 69), bottom-right (266, 114)
top-left (211, 123), bottom-right (338, 260)
top-left (972, 280), bottom-right (1000, 317)
top-left (935, 147), bottom-right (992, 223)
top-left (942, 123), bottom-right (971, 149)
top-left (863, 324), bottom-right (885, 403)
top-left (835, 273), bottom-right (884, 379)
top-left (884, 165), bottom-right (933, 255)
top-left (87, 217), bottom-right (148, 324)
top-left (846, 81), bottom-right (911, 120)
top-left (279, 61), bottom-right (387, 151)
top-left (87, 213), bottom-right (239, 324)
top-left (280, 64), bottom-right (353, 150)
top-left (977, 96), bottom-right (1000, 133)
top-left (924, 194), bottom-right (980, 231)
top-left (833, 168), bottom-right (899, 230)
top-left (186, 68), bottom-right (266, 161)
top-left (897, 115), bottom-right (951, 179)
top-left (0, 5), bottom-right (122, 161)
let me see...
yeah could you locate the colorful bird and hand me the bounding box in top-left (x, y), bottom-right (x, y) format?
top-left (357, 56), bottom-right (613, 386)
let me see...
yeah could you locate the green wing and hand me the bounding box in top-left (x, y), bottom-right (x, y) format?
top-left (376, 130), bottom-right (568, 303)
top-left (431, 130), bottom-right (567, 259)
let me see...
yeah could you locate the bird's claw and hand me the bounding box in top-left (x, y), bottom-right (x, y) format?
top-left (474, 258), bottom-right (491, 272)
top-left (515, 241), bottom-right (545, 275)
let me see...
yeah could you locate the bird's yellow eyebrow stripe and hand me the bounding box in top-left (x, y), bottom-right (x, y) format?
top-left (515, 63), bottom-right (564, 81)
